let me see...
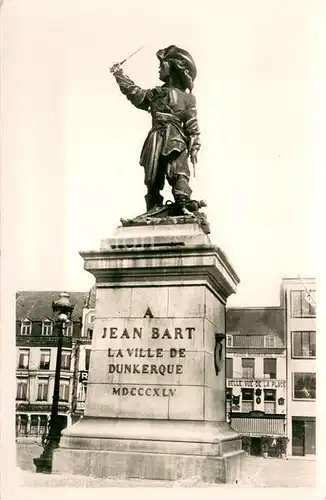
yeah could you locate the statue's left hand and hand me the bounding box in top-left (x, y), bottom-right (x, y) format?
top-left (190, 148), bottom-right (198, 165)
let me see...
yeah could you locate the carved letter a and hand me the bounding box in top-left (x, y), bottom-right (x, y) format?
top-left (144, 307), bottom-right (154, 318)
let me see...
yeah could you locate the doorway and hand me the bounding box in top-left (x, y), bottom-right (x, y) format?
top-left (292, 417), bottom-right (316, 456)
top-left (250, 437), bottom-right (262, 456)
top-left (292, 419), bottom-right (305, 456)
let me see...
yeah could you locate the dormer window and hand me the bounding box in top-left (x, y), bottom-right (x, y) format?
top-left (21, 319), bottom-right (32, 336)
top-left (264, 335), bottom-right (276, 348)
top-left (63, 321), bottom-right (73, 337)
top-left (42, 319), bottom-right (53, 336)
top-left (226, 335), bottom-right (233, 348)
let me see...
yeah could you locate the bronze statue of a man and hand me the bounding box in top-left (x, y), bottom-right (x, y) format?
top-left (110, 45), bottom-right (201, 215)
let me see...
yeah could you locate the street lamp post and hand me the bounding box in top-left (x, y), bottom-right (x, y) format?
top-left (33, 292), bottom-right (74, 473)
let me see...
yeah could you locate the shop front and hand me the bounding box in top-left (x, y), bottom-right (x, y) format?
top-left (292, 417), bottom-right (316, 456)
top-left (230, 413), bottom-right (287, 457)
top-left (15, 403), bottom-right (70, 441)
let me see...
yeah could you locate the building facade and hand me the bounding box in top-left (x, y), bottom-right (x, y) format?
top-left (281, 277), bottom-right (316, 457)
top-left (226, 307), bottom-right (287, 457)
top-left (73, 286), bottom-right (96, 421)
top-left (15, 290), bottom-right (92, 441)
top-left (16, 279), bottom-right (316, 457)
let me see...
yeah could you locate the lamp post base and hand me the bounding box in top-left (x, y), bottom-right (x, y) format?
top-left (33, 439), bottom-right (59, 473)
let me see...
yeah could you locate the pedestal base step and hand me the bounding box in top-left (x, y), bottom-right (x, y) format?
top-left (53, 447), bottom-right (245, 484)
top-left (52, 417), bottom-right (245, 483)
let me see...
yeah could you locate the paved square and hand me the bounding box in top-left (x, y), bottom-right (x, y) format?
top-left (16, 443), bottom-right (316, 488)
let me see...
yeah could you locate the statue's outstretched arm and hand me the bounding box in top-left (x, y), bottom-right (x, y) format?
top-left (110, 64), bottom-right (150, 111)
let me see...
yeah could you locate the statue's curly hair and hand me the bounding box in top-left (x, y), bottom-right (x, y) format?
top-left (168, 58), bottom-right (194, 91)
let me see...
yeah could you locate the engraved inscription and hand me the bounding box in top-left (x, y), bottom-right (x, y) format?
top-left (101, 324), bottom-right (200, 398)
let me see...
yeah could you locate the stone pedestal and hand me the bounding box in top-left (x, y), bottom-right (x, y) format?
top-left (53, 221), bottom-right (245, 483)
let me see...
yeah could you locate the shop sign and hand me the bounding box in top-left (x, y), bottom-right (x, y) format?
top-left (249, 410), bottom-right (265, 417)
top-left (79, 371), bottom-right (88, 383)
top-left (227, 378), bottom-right (286, 389)
top-left (16, 403), bottom-right (69, 412)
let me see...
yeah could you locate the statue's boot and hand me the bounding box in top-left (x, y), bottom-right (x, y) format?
top-left (174, 193), bottom-right (196, 217)
top-left (145, 191), bottom-right (164, 212)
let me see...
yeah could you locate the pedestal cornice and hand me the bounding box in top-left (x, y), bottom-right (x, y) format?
top-left (80, 243), bottom-right (239, 303)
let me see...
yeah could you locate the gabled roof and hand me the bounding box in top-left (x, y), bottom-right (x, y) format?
top-left (16, 291), bottom-right (89, 322)
top-left (226, 307), bottom-right (285, 342)
top-left (84, 285), bottom-right (96, 309)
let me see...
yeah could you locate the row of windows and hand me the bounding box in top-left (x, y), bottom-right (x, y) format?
top-left (16, 414), bottom-right (48, 436)
top-left (230, 388), bottom-right (277, 402)
top-left (20, 319), bottom-right (73, 337)
top-left (226, 334), bottom-right (280, 349)
top-left (16, 379), bottom-right (70, 401)
top-left (20, 320), bottom-right (94, 339)
top-left (18, 349), bottom-right (72, 371)
top-left (226, 388), bottom-right (278, 414)
top-left (226, 331), bottom-right (316, 359)
top-left (17, 348), bottom-right (91, 371)
top-left (16, 414), bottom-right (68, 437)
top-left (226, 357), bottom-right (277, 379)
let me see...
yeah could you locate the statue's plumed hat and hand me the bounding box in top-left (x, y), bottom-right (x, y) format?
top-left (156, 45), bottom-right (197, 91)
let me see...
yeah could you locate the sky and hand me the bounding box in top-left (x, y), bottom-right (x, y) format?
top-left (1, 0), bottom-right (324, 307)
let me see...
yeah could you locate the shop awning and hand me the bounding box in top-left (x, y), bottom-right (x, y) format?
top-left (230, 417), bottom-right (285, 436)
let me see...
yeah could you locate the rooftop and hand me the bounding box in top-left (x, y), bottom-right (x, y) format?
top-left (16, 291), bottom-right (89, 322)
top-left (226, 307), bottom-right (285, 342)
